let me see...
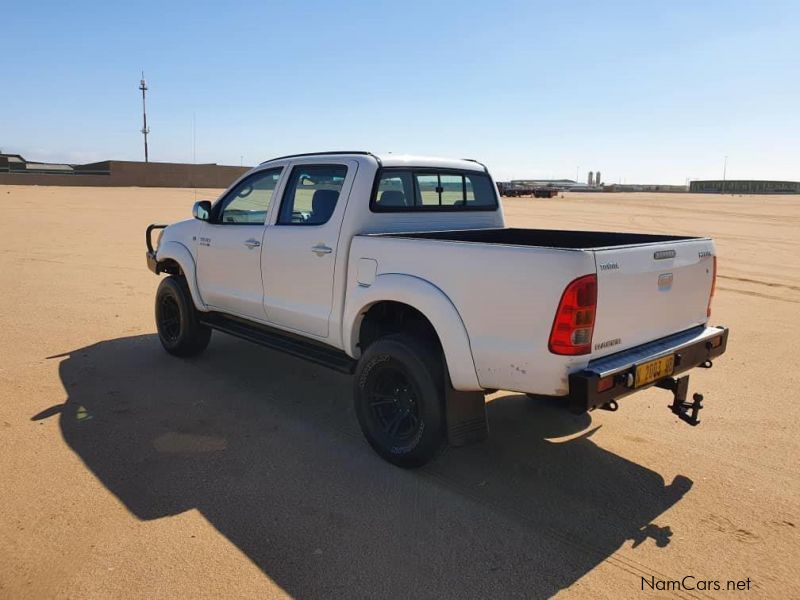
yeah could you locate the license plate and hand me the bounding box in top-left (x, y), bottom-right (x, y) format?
top-left (635, 355), bottom-right (675, 388)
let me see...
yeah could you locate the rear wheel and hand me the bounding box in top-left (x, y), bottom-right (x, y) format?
top-left (155, 276), bottom-right (211, 357)
top-left (354, 334), bottom-right (446, 468)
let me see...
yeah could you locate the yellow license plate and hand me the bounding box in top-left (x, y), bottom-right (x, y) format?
top-left (635, 355), bottom-right (675, 388)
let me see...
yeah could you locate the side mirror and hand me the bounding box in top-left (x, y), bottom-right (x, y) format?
top-left (193, 200), bottom-right (211, 221)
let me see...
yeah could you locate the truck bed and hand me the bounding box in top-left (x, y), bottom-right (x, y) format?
top-left (351, 225), bottom-right (715, 394)
top-left (375, 227), bottom-right (701, 249)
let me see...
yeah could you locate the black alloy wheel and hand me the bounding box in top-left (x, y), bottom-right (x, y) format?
top-left (154, 275), bottom-right (212, 357)
top-left (366, 364), bottom-right (422, 444)
top-left (354, 333), bottom-right (446, 468)
top-left (156, 293), bottom-right (181, 343)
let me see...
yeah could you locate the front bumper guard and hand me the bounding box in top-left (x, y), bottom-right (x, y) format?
top-left (145, 224), bottom-right (168, 274)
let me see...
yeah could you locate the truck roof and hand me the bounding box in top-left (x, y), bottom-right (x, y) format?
top-left (260, 151), bottom-right (487, 172)
top-left (378, 154), bottom-right (487, 172)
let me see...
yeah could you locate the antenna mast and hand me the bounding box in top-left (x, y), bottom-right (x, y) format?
top-left (139, 72), bottom-right (150, 162)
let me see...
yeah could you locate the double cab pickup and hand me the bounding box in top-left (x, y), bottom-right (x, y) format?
top-left (146, 151), bottom-right (728, 467)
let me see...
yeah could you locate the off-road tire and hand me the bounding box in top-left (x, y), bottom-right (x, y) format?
top-left (354, 333), bottom-right (446, 468)
top-left (155, 275), bottom-right (211, 357)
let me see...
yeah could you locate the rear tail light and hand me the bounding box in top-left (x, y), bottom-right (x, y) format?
top-left (549, 274), bottom-right (598, 355)
top-left (707, 256), bottom-right (717, 317)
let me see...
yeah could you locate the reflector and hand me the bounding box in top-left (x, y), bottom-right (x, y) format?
top-left (597, 375), bottom-right (614, 392)
top-left (707, 256), bottom-right (717, 317)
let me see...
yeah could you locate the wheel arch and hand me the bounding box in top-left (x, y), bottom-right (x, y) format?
top-left (343, 274), bottom-right (481, 391)
top-left (155, 241), bottom-right (206, 311)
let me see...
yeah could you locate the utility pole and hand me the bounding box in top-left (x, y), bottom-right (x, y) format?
top-left (721, 155), bottom-right (727, 194)
top-left (139, 72), bottom-right (150, 162)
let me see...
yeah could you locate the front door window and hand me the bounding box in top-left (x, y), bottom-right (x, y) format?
top-left (217, 168), bottom-right (282, 225)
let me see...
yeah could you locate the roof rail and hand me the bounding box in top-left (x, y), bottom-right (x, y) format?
top-left (260, 151), bottom-right (381, 165)
top-left (461, 158), bottom-right (489, 173)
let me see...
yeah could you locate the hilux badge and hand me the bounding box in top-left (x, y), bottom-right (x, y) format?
top-left (658, 273), bottom-right (674, 290)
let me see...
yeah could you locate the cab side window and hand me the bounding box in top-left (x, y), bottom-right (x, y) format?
top-left (374, 171), bottom-right (414, 208)
top-left (217, 168), bottom-right (282, 225)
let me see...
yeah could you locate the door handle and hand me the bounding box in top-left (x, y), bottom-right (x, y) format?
top-left (311, 244), bottom-right (332, 256)
top-left (244, 239), bottom-right (261, 249)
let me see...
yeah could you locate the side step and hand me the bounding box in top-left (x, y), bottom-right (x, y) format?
top-left (200, 312), bottom-right (356, 374)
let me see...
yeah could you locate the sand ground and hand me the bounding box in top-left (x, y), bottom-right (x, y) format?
top-left (0, 185), bottom-right (797, 598)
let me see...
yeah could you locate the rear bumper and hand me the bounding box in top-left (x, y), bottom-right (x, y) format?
top-left (567, 325), bottom-right (729, 413)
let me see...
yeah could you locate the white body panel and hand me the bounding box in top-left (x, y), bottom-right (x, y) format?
top-left (260, 158), bottom-right (359, 337)
top-left (592, 240), bottom-right (715, 358)
top-left (345, 236), bottom-right (597, 393)
top-left (155, 152), bottom-right (715, 395)
top-left (196, 222), bottom-right (267, 319)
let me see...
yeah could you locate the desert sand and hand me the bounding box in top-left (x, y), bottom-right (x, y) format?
top-left (0, 185), bottom-right (797, 598)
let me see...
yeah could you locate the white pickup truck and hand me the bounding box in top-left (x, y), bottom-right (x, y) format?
top-left (146, 151), bottom-right (728, 467)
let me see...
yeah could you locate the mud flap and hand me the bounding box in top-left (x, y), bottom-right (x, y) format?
top-left (445, 379), bottom-right (488, 447)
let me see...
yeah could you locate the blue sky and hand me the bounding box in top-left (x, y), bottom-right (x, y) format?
top-left (2, 0), bottom-right (798, 183)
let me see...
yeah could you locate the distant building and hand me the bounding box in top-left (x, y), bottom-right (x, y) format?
top-left (497, 178), bottom-right (690, 193)
top-left (496, 179), bottom-right (582, 192)
top-left (587, 171), bottom-right (593, 186)
top-left (1, 153), bottom-right (89, 175)
top-left (0, 153), bottom-right (249, 188)
top-left (601, 183), bottom-right (688, 193)
top-left (595, 171), bottom-right (601, 186)
top-left (508, 178), bottom-right (577, 187)
top-left (689, 180), bottom-right (800, 194)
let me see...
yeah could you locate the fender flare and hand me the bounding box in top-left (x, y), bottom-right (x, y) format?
top-left (342, 273), bottom-right (481, 391)
top-left (156, 241), bottom-right (207, 311)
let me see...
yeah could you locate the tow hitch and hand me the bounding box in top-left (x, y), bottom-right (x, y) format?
top-left (655, 375), bottom-right (704, 426)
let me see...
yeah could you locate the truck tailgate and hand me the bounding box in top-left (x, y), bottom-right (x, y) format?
top-left (591, 239), bottom-right (715, 358)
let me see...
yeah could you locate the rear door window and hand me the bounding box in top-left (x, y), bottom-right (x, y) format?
top-left (277, 165), bottom-right (348, 225)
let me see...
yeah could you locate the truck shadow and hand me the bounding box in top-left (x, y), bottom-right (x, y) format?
top-left (38, 334), bottom-right (692, 598)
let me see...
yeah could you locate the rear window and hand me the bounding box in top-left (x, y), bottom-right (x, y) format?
top-left (371, 168), bottom-right (498, 212)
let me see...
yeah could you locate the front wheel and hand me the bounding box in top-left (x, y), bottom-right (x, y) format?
top-left (354, 334), bottom-right (446, 468)
top-left (155, 276), bottom-right (211, 357)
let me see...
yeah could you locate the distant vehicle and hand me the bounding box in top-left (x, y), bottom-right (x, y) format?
top-left (496, 181), bottom-right (560, 198)
top-left (146, 151), bottom-right (728, 467)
